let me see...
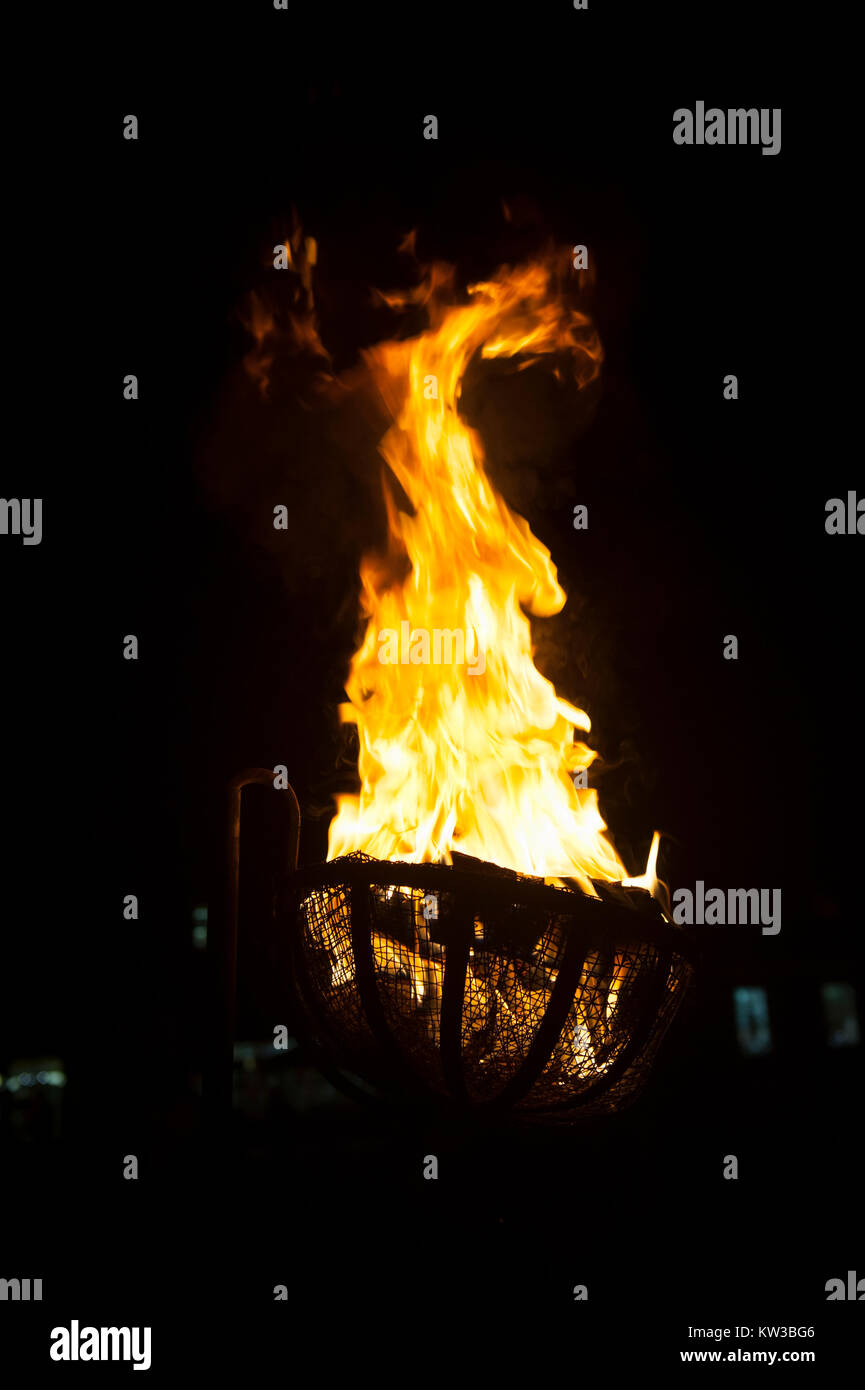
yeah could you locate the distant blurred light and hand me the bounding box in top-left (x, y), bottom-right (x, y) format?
top-left (733, 986), bottom-right (773, 1057)
top-left (821, 983), bottom-right (860, 1048)
top-left (233, 1038), bottom-right (297, 1062)
top-left (3, 1059), bottom-right (66, 1092)
top-left (192, 904), bottom-right (208, 949)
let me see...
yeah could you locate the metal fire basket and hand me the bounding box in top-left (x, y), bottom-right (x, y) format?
top-left (283, 852), bottom-right (694, 1122)
top-left (212, 772), bottom-right (694, 1125)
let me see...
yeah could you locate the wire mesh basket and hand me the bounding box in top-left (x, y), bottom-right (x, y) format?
top-left (285, 852), bottom-right (693, 1122)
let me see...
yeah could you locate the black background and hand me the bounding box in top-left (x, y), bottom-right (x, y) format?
top-left (2, 5), bottom-right (861, 1377)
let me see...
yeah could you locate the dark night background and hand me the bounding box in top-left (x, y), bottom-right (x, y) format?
top-left (2, 8), bottom-right (861, 1376)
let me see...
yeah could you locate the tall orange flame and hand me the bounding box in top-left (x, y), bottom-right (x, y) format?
top-left (328, 249), bottom-right (654, 899)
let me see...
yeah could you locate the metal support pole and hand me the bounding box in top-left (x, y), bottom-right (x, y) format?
top-left (203, 767), bottom-right (300, 1136)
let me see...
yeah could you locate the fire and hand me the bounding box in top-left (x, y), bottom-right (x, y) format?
top-left (241, 226), bottom-right (331, 399)
top-left (240, 291), bottom-right (275, 399)
top-left (327, 248), bottom-right (656, 899)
